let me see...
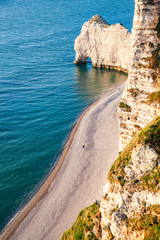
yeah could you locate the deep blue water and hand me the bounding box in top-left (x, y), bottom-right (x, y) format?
top-left (0, 0), bottom-right (134, 231)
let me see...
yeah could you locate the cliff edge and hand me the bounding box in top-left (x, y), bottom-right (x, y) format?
top-left (118, 0), bottom-right (160, 150)
top-left (101, 116), bottom-right (160, 240)
top-left (101, 1), bottom-right (160, 239)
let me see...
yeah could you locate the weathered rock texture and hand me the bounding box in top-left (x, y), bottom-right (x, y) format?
top-left (101, 116), bottom-right (160, 240)
top-left (74, 15), bottom-right (131, 72)
top-left (118, 0), bottom-right (160, 150)
top-left (100, 2), bottom-right (160, 239)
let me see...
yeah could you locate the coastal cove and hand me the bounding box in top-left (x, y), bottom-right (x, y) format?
top-left (0, 0), bottom-right (134, 234)
top-left (1, 81), bottom-right (125, 240)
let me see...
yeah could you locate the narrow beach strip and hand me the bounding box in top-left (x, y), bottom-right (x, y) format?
top-left (0, 80), bottom-right (125, 240)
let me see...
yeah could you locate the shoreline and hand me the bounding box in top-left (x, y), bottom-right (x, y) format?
top-left (74, 61), bottom-right (128, 74)
top-left (0, 80), bottom-right (126, 240)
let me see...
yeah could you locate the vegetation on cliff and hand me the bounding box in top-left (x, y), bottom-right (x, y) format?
top-left (60, 203), bottom-right (101, 240)
top-left (108, 116), bottom-right (160, 188)
top-left (102, 117), bottom-right (160, 240)
top-left (127, 205), bottom-right (160, 239)
top-left (119, 102), bottom-right (131, 112)
top-left (149, 44), bottom-right (160, 69)
top-left (156, 18), bottom-right (160, 38)
top-left (148, 44), bottom-right (160, 87)
top-left (148, 91), bottom-right (160, 104)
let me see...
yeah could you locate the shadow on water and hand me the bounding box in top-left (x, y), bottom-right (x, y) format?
top-left (74, 63), bottom-right (128, 100)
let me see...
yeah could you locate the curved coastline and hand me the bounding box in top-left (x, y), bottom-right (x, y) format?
top-left (0, 80), bottom-right (126, 240)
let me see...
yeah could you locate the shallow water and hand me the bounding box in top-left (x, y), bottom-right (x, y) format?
top-left (0, 0), bottom-right (134, 230)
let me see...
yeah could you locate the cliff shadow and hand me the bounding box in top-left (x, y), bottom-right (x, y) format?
top-left (74, 64), bottom-right (128, 100)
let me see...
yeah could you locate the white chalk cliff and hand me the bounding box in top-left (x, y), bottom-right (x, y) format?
top-left (101, 121), bottom-right (160, 239)
top-left (118, 0), bottom-right (160, 150)
top-left (74, 15), bottom-right (131, 72)
top-left (101, 0), bottom-right (160, 239)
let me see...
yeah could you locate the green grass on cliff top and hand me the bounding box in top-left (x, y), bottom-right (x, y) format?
top-left (60, 203), bottom-right (100, 240)
top-left (108, 116), bottom-right (160, 188)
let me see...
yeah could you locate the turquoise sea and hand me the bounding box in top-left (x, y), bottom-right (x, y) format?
top-left (0, 0), bottom-right (134, 231)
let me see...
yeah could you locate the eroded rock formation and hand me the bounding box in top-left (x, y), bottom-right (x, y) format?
top-left (118, 0), bottom-right (160, 150)
top-left (101, 1), bottom-right (160, 239)
top-left (74, 15), bottom-right (131, 72)
top-left (101, 117), bottom-right (160, 240)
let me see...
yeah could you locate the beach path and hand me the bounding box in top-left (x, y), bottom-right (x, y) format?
top-left (3, 82), bottom-right (125, 240)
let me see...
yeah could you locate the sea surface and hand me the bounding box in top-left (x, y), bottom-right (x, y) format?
top-left (0, 0), bottom-right (134, 231)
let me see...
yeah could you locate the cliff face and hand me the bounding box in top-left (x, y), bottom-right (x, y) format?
top-left (101, 117), bottom-right (160, 240)
top-left (101, 1), bottom-right (160, 239)
top-left (118, 0), bottom-right (160, 150)
top-left (74, 15), bottom-right (131, 72)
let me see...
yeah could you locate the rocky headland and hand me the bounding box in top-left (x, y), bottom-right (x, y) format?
top-left (61, 0), bottom-right (160, 239)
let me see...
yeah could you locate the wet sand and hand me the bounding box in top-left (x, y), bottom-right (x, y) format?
top-left (1, 81), bottom-right (125, 240)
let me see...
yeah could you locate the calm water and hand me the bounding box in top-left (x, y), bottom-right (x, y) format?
top-left (0, 0), bottom-right (134, 231)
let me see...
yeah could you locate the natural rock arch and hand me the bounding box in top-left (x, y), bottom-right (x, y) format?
top-left (74, 15), bottom-right (131, 72)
